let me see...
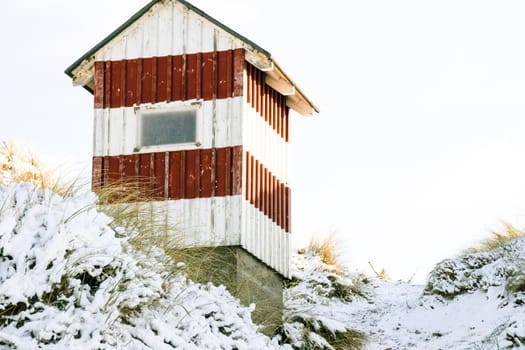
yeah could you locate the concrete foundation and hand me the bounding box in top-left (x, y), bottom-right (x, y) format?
top-left (169, 246), bottom-right (284, 334)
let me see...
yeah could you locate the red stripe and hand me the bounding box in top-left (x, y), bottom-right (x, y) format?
top-left (94, 62), bottom-right (105, 108)
top-left (93, 146), bottom-right (243, 201)
top-left (94, 49), bottom-right (244, 108)
top-left (154, 152), bottom-right (166, 199)
top-left (246, 63), bottom-right (289, 141)
top-left (157, 56), bottom-right (169, 103)
top-left (243, 152), bottom-right (290, 232)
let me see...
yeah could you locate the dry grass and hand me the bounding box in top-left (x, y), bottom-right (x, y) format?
top-left (463, 222), bottom-right (524, 254)
top-left (306, 235), bottom-right (344, 273)
top-left (0, 141), bottom-right (81, 197)
top-left (367, 261), bottom-right (390, 281)
top-left (94, 179), bottom-right (183, 254)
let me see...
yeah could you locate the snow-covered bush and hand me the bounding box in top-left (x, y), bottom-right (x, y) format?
top-left (424, 236), bottom-right (525, 299)
top-left (0, 182), bottom-right (284, 349)
top-left (280, 251), bottom-right (368, 350)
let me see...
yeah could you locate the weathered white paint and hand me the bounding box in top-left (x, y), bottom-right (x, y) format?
top-left (93, 97), bottom-right (243, 156)
top-left (133, 195), bottom-right (245, 247)
top-left (240, 199), bottom-right (289, 277)
top-left (96, 1), bottom-right (247, 62)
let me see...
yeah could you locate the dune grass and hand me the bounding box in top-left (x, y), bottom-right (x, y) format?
top-left (306, 234), bottom-right (345, 274)
top-left (463, 222), bottom-right (524, 255)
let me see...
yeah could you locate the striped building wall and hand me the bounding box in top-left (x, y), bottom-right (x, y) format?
top-left (90, 1), bottom-right (291, 276)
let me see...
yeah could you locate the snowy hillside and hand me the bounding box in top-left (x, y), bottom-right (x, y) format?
top-left (285, 236), bottom-right (525, 349)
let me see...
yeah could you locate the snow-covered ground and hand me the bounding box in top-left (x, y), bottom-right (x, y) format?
top-left (287, 240), bottom-right (525, 350)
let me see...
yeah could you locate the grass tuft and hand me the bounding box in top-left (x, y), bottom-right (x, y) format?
top-left (463, 222), bottom-right (524, 255)
top-left (0, 141), bottom-right (81, 197)
top-left (306, 234), bottom-right (344, 274)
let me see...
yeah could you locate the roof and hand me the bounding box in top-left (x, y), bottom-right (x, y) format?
top-left (65, 0), bottom-right (319, 116)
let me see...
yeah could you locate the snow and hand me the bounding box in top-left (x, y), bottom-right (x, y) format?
top-left (284, 241), bottom-right (525, 349)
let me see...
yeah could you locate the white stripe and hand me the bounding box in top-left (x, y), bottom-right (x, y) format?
top-left (95, 2), bottom-right (246, 62)
top-left (93, 98), bottom-right (243, 156)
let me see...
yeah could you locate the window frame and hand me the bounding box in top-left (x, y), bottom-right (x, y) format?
top-left (135, 102), bottom-right (202, 153)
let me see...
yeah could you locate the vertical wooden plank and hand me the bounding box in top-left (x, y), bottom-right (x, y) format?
top-left (151, 56), bottom-right (158, 103)
top-left (250, 154), bottom-right (255, 205)
top-left (215, 147), bottom-right (226, 197)
top-left (277, 95), bottom-right (282, 138)
top-left (201, 52), bottom-right (214, 100)
top-left (136, 58), bottom-right (143, 107)
top-left (156, 56), bottom-right (169, 103)
top-left (94, 61), bottom-right (105, 109)
top-left (200, 148), bottom-right (213, 197)
top-left (122, 154), bottom-right (138, 194)
top-left (271, 90), bottom-right (277, 131)
top-left (142, 57), bottom-right (154, 104)
top-left (92, 156), bottom-right (103, 191)
top-left (233, 48), bottom-right (244, 97)
top-left (104, 61), bottom-right (112, 109)
top-left (169, 151), bottom-right (185, 200)
top-left (253, 157), bottom-right (259, 205)
top-left (263, 83), bottom-right (268, 123)
top-left (108, 156), bottom-right (121, 183)
top-left (217, 50), bottom-right (233, 99)
top-left (255, 69), bottom-right (260, 113)
top-left (262, 166), bottom-right (267, 217)
top-left (244, 151), bottom-right (250, 201)
top-left (224, 147), bottom-right (233, 196)
top-left (139, 153), bottom-right (152, 196)
top-left (268, 170), bottom-right (273, 222)
top-left (286, 187), bottom-right (291, 233)
top-left (154, 152), bottom-right (166, 199)
top-left (257, 162), bottom-right (263, 211)
top-left (184, 149), bottom-right (198, 199)
top-left (195, 53), bottom-right (202, 99)
top-left (277, 181), bottom-right (283, 230)
top-left (250, 66), bottom-right (255, 108)
top-left (232, 146), bottom-right (242, 196)
top-left (110, 60), bottom-right (123, 108)
top-left (125, 59), bottom-right (138, 107)
top-left (272, 175), bottom-right (278, 223)
top-left (172, 55), bottom-right (184, 102)
top-left (166, 55), bottom-right (173, 103)
top-left (285, 107), bottom-right (290, 142)
top-left (246, 64), bottom-right (251, 104)
top-left (102, 156), bottom-right (110, 187)
top-left (186, 53), bottom-right (198, 100)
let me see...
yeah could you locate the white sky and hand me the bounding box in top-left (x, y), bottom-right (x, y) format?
top-left (2, 0), bottom-right (525, 283)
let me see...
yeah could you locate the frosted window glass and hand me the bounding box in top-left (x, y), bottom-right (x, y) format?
top-left (141, 110), bottom-right (196, 146)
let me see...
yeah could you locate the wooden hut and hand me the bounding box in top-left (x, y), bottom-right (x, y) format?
top-left (65, 0), bottom-right (318, 281)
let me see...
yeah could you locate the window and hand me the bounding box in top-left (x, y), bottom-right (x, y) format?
top-left (138, 106), bottom-right (199, 149)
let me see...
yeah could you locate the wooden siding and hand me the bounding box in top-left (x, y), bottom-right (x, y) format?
top-left (96, 1), bottom-right (246, 62)
top-left (93, 98), bottom-right (243, 156)
top-left (245, 151), bottom-right (290, 233)
top-left (92, 146), bottom-right (242, 200)
top-left (246, 63), bottom-right (290, 141)
top-left (241, 200), bottom-right (289, 277)
top-left (94, 49), bottom-right (245, 108)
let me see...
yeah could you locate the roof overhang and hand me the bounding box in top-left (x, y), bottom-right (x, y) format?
top-left (245, 51), bottom-right (319, 116)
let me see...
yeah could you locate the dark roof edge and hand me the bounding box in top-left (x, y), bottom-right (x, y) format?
top-left (64, 0), bottom-right (271, 77)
